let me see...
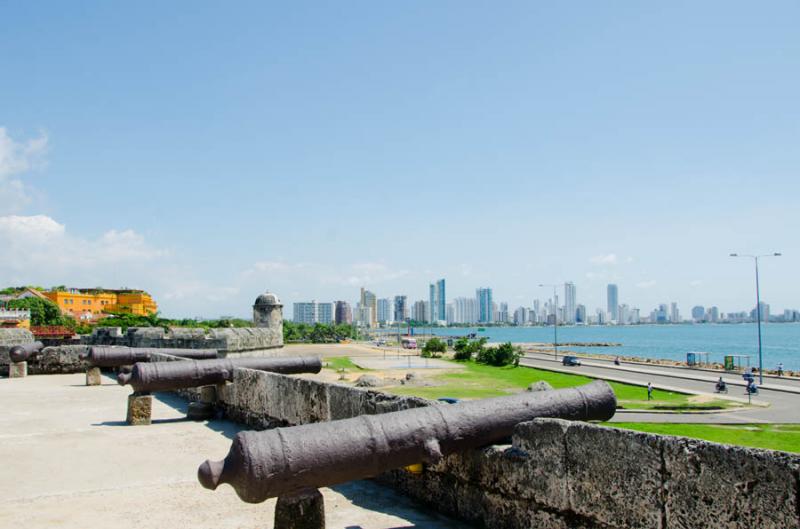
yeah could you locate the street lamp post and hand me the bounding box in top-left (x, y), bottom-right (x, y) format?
top-left (539, 283), bottom-right (561, 360)
top-left (730, 252), bottom-right (781, 385)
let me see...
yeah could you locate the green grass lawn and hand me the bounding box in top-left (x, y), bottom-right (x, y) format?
top-left (610, 423), bottom-right (800, 453)
top-left (384, 360), bottom-right (735, 411)
top-left (323, 356), bottom-right (368, 371)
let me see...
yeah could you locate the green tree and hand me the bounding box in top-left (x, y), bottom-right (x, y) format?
top-left (422, 337), bottom-right (447, 358)
top-left (453, 337), bottom-right (487, 361)
top-left (7, 297), bottom-right (66, 326)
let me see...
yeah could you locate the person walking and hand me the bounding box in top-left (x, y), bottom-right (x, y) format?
top-left (777, 362), bottom-right (784, 377)
top-left (647, 382), bottom-right (653, 401)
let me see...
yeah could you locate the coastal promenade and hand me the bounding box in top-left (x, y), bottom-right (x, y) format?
top-left (521, 352), bottom-right (800, 424)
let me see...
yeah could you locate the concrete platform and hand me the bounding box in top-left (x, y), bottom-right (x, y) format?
top-left (0, 373), bottom-right (466, 529)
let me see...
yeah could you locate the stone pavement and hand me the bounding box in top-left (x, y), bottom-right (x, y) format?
top-left (0, 372), bottom-right (466, 529)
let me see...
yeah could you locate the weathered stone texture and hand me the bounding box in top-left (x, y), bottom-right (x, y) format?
top-left (274, 489), bottom-right (325, 529)
top-left (86, 367), bottom-right (102, 386)
top-left (83, 325), bottom-right (284, 353)
top-left (565, 422), bottom-right (663, 529)
top-left (0, 328), bottom-right (35, 375)
top-left (663, 436), bottom-right (800, 529)
top-left (126, 394), bottom-right (152, 425)
top-left (9, 361), bottom-right (27, 378)
top-left (34, 345), bottom-right (91, 374)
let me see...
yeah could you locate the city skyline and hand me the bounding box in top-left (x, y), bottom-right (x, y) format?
top-left (1, 3), bottom-right (797, 318)
top-left (289, 278), bottom-right (797, 326)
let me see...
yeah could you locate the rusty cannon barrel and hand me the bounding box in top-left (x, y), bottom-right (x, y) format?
top-left (117, 356), bottom-right (322, 393)
top-left (198, 380), bottom-right (616, 503)
top-left (8, 341), bottom-right (45, 362)
top-left (79, 346), bottom-right (218, 367)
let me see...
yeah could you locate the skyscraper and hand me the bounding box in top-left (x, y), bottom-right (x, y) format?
top-left (359, 287), bottom-right (377, 328)
top-left (393, 295), bottom-right (408, 322)
top-left (377, 298), bottom-right (392, 324)
top-left (607, 284), bottom-right (619, 322)
top-left (476, 287), bottom-right (493, 323)
top-left (334, 301), bottom-right (352, 324)
top-left (429, 279), bottom-right (446, 323)
top-left (293, 300), bottom-right (334, 324)
top-left (411, 300), bottom-right (428, 322)
top-left (670, 302), bottom-right (680, 323)
top-left (453, 297), bottom-right (478, 324)
top-left (564, 282), bottom-right (577, 324)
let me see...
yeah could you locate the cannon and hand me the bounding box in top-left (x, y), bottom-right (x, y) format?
top-left (198, 380), bottom-right (617, 503)
top-left (117, 356), bottom-right (323, 392)
top-left (8, 341), bottom-right (45, 363)
top-left (79, 346), bottom-right (218, 367)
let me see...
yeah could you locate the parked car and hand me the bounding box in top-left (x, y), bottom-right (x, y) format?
top-left (562, 356), bottom-right (581, 367)
top-left (437, 397), bottom-right (460, 404)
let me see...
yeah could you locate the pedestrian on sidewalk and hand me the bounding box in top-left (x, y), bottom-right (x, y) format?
top-left (647, 382), bottom-right (653, 401)
top-left (777, 363), bottom-right (784, 377)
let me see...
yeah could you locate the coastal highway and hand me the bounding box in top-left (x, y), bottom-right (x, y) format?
top-left (520, 352), bottom-right (800, 424)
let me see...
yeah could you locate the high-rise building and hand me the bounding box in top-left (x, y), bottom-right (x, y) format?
top-left (691, 306), bottom-right (705, 322)
top-left (293, 301), bottom-right (334, 324)
top-left (446, 303), bottom-right (455, 325)
top-left (670, 302), bottom-right (680, 323)
top-left (513, 306), bottom-right (528, 325)
top-left (377, 298), bottom-right (392, 324)
top-left (393, 295), bottom-right (408, 322)
top-left (476, 288), bottom-right (493, 323)
top-left (359, 287), bottom-right (377, 327)
top-left (411, 300), bottom-right (428, 323)
top-left (751, 302), bottom-right (770, 322)
top-left (576, 304), bottom-right (587, 324)
top-left (453, 297), bottom-right (478, 324)
top-left (706, 306), bottom-right (719, 322)
top-left (564, 282), bottom-right (577, 324)
top-left (619, 304), bottom-right (630, 325)
top-left (607, 284), bottom-right (619, 322)
top-left (429, 279), bottom-right (446, 323)
top-left (498, 302), bottom-right (509, 324)
top-left (334, 301), bottom-right (352, 324)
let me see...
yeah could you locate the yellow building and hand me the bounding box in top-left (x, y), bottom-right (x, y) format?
top-left (43, 289), bottom-right (158, 320)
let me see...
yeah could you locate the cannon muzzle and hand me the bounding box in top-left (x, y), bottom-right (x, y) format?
top-left (198, 380), bottom-right (616, 502)
top-left (8, 341), bottom-right (45, 363)
top-left (81, 346), bottom-right (218, 367)
top-left (118, 356), bottom-right (322, 392)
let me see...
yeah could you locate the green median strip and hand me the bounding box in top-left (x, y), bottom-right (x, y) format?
top-left (609, 423), bottom-right (800, 453)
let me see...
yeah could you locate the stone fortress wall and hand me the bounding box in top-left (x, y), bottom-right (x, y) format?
top-left (0, 291), bottom-right (286, 375)
top-left (209, 366), bottom-right (798, 529)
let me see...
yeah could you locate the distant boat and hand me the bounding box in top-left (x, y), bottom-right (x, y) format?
top-left (478, 327), bottom-right (486, 332)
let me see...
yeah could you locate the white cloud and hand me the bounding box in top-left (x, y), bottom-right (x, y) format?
top-left (590, 253), bottom-right (618, 265)
top-left (0, 214), bottom-right (165, 278)
top-left (689, 279), bottom-right (703, 287)
top-left (636, 280), bottom-right (657, 289)
top-left (0, 128), bottom-right (47, 215)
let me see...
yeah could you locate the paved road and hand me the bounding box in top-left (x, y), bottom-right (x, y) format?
top-left (520, 353), bottom-right (800, 424)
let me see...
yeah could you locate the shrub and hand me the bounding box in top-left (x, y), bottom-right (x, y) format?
top-left (453, 337), bottom-right (487, 361)
top-left (476, 341), bottom-right (522, 367)
top-left (422, 337), bottom-right (447, 358)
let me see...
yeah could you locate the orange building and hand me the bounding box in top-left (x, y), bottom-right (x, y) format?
top-left (43, 289), bottom-right (158, 320)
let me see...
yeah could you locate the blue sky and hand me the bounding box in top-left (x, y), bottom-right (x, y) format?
top-left (1, 1), bottom-right (798, 318)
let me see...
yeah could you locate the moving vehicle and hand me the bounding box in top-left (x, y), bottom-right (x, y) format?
top-left (562, 356), bottom-right (581, 367)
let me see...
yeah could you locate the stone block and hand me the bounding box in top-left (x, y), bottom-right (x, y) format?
top-left (9, 361), bottom-right (27, 378)
top-left (565, 422), bottom-right (663, 529)
top-left (187, 401), bottom-right (215, 421)
top-left (126, 393), bottom-right (152, 425)
top-left (198, 384), bottom-right (218, 404)
top-left (274, 488), bottom-right (325, 529)
top-left (663, 437), bottom-right (800, 529)
top-left (86, 367), bottom-right (102, 386)
top-left (509, 419), bottom-right (571, 507)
